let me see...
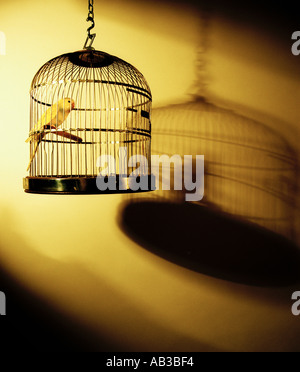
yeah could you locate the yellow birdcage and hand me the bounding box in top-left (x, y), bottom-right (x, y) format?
top-left (23, 2), bottom-right (153, 194)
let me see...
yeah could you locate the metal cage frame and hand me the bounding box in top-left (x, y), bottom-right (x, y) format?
top-left (23, 49), bottom-right (154, 194)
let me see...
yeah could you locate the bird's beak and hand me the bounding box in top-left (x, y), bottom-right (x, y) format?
top-left (72, 101), bottom-right (75, 109)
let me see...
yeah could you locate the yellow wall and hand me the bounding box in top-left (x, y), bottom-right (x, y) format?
top-left (0, 0), bottom-right (300, 351)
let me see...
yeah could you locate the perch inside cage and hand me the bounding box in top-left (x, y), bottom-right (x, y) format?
top-left (23, 48), bottom-right (153, 194)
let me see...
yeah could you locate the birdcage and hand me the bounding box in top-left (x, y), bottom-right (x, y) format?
top-left (23, 48), bottom-right (153, 194)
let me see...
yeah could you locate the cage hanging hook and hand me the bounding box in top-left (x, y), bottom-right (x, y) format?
top-left (83, 0), bottom-right (96, 50)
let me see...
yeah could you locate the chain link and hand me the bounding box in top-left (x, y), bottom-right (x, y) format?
top-left (87, 0), bottom-right (94, 26)
top-left (84, 0), bottom-right (96, 50)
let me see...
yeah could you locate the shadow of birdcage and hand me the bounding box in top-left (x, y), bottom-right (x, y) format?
top-left (113, 0), bottom-right (299, 240)
top-left (148, 97), bottom-right (298, 242)
top-left (117, 97), bottom-right (300, 287)
top-left (115, 1), bottom-right (300, 285)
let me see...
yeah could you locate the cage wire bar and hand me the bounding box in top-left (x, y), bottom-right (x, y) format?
top-left (23, 50), bottom-right (153, 193)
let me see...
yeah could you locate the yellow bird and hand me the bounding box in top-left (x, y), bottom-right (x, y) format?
top-left (26, 98), bottom-right (75, 171)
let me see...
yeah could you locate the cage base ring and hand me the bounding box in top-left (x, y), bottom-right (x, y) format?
top-left (23, 175), bottom-right (155, 194)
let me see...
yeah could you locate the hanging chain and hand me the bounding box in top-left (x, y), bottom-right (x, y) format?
top-left (83, 0), bottom-right (96, 50)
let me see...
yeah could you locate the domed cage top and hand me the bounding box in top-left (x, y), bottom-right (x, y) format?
top-left (23, 49), bottom-right (153, 194)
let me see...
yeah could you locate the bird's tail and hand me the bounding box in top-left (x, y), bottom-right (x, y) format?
top-left (26, 139), bottom-right (42, 172)
top-left (26, 131), bottom-right (39, 143)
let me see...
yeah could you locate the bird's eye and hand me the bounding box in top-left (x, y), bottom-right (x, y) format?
top-left (68, 100), bottom-right (70, 103)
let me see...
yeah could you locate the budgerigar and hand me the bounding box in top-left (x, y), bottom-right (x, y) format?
top-left (26, 98), bottom-right (75, 171)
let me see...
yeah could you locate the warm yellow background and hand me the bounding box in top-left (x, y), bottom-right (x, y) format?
top-left (0, 0), bottom-right (300, 351)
